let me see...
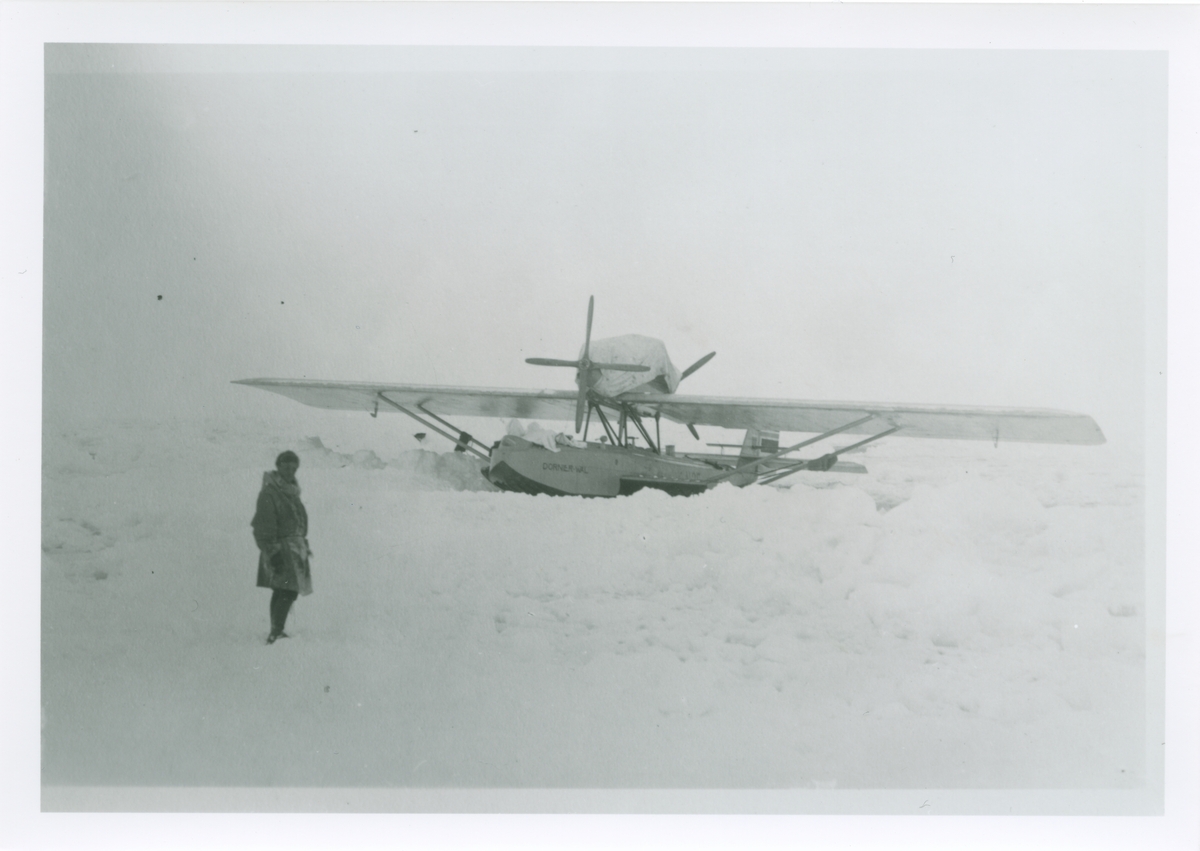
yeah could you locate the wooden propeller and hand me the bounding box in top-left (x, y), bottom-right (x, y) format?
top-left (525, 296), bottom-right (649, 432)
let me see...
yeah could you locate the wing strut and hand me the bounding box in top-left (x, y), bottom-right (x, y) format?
top-left (759, 427), bottom-right (900, 485)
top-left (417, 404), bottom-right (492, 453)
top-left (375, 393), bottom-right (490, 461)
top-left (704, 414), bottom-right (879, 485)
top-left (593, 404), bottom-right (619, 445)
top-left (628, 407), bottom-right (659, 453)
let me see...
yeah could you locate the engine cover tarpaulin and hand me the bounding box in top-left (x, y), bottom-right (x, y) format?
top-left (584, 335), bottom-right (682, 397)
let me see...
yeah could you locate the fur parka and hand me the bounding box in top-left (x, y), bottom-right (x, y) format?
top-left (251, 471), bottom-right (313, 595)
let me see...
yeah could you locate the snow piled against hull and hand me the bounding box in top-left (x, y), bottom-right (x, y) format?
top-left (41, 417), bottom-right (1145, 789)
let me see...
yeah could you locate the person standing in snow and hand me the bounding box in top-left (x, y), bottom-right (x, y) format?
top-left (252, 450), bottom-right (313, 644)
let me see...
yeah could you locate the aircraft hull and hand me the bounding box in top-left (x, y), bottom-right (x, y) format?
top-left (485, 436), bottom-right (714, 498)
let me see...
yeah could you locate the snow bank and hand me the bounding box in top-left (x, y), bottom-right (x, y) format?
top-left (41, 416), bottom-right (1145, 790)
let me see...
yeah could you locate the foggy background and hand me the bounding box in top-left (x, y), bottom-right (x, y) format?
top-left (43, 45), bottom-right (1161, 455)
top-left (2, 0), bottom-right (1190, 840)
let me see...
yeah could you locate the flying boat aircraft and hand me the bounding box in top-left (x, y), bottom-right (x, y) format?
top-left (235, 297), bottom-right (1104, 497)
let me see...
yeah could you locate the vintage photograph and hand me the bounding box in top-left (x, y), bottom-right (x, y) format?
top-left (37, 39), bottom-right (1162, 817)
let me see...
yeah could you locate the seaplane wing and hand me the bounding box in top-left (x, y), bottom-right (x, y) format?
top-left (636, 393), bottom-right (1105, 445)
top-left (236, 379), bottom-right (1104, 445)
top-left (234, 379), bottom-right (581, 421)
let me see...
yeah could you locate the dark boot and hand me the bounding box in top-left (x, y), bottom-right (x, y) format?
top-left (268, 589), bottom-right (298, 642)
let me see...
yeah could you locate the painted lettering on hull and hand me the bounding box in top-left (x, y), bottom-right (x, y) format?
top-left (543, 462), bottom-right (587, 474)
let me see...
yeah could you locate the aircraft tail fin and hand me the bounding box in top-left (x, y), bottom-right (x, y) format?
top-left (729, 429), bottom-right (780, 487)
top-left (741, 429), bottom-right (780, 457)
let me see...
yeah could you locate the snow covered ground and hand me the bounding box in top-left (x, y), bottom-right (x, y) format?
top-left (41, 414), bottom-right (1147, 793)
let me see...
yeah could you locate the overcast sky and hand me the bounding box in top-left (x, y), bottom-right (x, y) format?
top-left (43, 45), bottom-right (1163, 452)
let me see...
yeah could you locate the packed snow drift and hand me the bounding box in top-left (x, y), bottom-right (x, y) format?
top-left (41, 415), bottom-right (1145, 790)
